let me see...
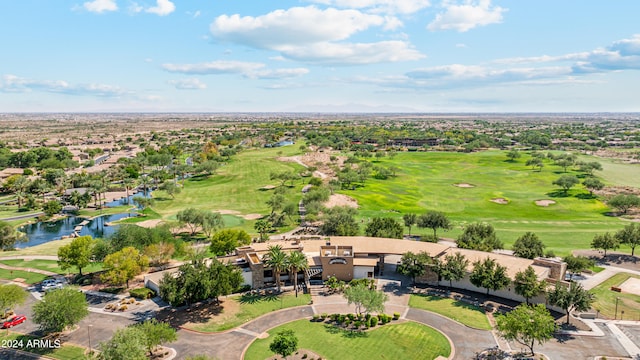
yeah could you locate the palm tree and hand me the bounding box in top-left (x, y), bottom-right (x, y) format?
top-left (11, 176), bottom-right (31, 209)
top-left (122, 176), bottom-right (134, 204)
top-left (286, 251), bottom-right (309, 297)
top-left (264, 245), bottom-right (287, 293)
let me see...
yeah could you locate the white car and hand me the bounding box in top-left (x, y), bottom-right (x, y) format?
top-left (41, 279), bottom-right (64, 292)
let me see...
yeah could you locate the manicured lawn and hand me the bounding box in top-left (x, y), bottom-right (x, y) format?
top-left (345, 150), bottom-right (631, 255)
top-left (0, 268), bottom-right (47, 284)
top-left (0, 238), bottom-right (74, 257)
top-left (244, 319), bottom-right (451, 360)
top-left (186, 292), bottom-right (312, 332)
top-left (0, 259), bottom-right (103, 275)
top-left (117, 208), bottom-right (162, 224)
top-left (409, 294), bottom-right (492, 330)
top-left (590, 272), bottom-right (640, 320)
top-left (152, 146), bottom-right (305, 235)
top-left (0, 332), bottom-right (86, 360)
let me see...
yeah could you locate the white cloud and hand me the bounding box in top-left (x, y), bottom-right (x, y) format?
top-left (146, 0), bottom-right (175, 16)
top-left (162, 61), bottom-right (265, 75)
top-left (428, 0), bottom-right (506, 32)
top-left (83, 0), bottom-right (118, 13)
top-left (308, 0), bottom-right (431, 14)
top-left (210, 6), bottom-right (423, 65)
top-left (128, 2), bottom-right (143, 14)
top-left (168, 78), bottom-right (207, 90)
top-left (0, 74), bottom-right (127, 97)
top-left (211, 6), bottom-right (385, 49)
top-left (282, 41), bottom-right (424, 65)
top-left (161, 60), bottom-right (309, 79)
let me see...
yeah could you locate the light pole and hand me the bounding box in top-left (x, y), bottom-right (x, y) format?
top-left (614, 297), bottom-right (620, 320)
top-left (87, 324), bottom-right (93, 356)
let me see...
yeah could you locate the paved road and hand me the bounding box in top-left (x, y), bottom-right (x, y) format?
top-left (406, 308), bottom-right (495, 360)
top-left (0, 212), bottom-right (44, 221)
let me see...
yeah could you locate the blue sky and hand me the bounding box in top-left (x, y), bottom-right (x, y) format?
top-left (1, 0), bottom-right (640, 112)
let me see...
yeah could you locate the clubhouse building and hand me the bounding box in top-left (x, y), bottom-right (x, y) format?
top-left (145, 236), bottom-right (566, 304)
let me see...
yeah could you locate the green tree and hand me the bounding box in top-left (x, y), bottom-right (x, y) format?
top-left (143, 242), bottom-right (175, 267)
top-left (365, 217), bottom-right (403, 239)
top-left (416, 211), bottom-right (452, 240)
top-left (615, 222), bottom-right (640, 257)
top-left (266, 194), bottom-right (285, 215)
top-left (343, 283), bottom-right (388, 316)
top-left (254, 219), bottom-right (272, 242)
top-left (403, 213), bottom-right (417, 236)
top-left (134, 319), bottom-right (177, 355)
top-left (562, 255), bottom-right (594, 281)
top-left (287, 251), bottom-right (309, 298)
top-left (591, 232), bottom-right (619, 257)
top-left (57, 235), bottom-right (94, 276)
top-left (0, 284), bottom-right (28, 318)
top-left (0, 220), bottom-right (27, 250)
top-left (265, 245), bottom-right (288, 293)
top-left (201, 211), bottom-right (224, 238)
top-left (210, 229), bottom-right (252, 256)
top-left (578, 161), bottom-right (602, 175)
top-left (456, 223), bottom-right (504, 252)
top-left (99, 327), bottom-right (147, 360)
top-left (32, 287), bottom-right (89, 333)
top-left (525, 157), bottom-right (543, 171)
top-left (582, 177), bottom-right (604, 196)
top-left (496, 304), bottom-right (556, 355)
top-left (176, 208), bottom-right (204, 235)
top-left (608, 194), bottom-right (640, 214)
top-left (132, 196), bottom-right (155, 211)
top-left (101, 246), bottom-right (149, 288)
top-left (470, 258), bottom-right (511, 295)
top-left (320, 206), bottom-right (359, 236)
top-left (512, 232), bottom-right (545, 259)
top-left (160, 181), bottom-right (182, 199)
top-left (552, 175), bottom-right (579, 195)
top-left (506, 149), bottom-right (521, 162)
top-left (42, 200), bottom-right (62, 217)
top-left (397, 251), bottom-right (432, 284)
top-left (554, 158), bottom-right (573, 172)
top-left (547, 281), bottom-right (594, 324)
top-left (269, 329), bottom-right (298, 359)
top-left (436, 252), bottom-right (469, 289)
top-left (514, 266), bottom-right (545, 304)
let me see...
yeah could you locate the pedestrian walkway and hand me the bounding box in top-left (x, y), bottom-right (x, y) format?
top-left (0, 263), bottom-right (58, 276)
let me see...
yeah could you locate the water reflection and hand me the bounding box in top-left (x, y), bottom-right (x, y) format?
top-left (17, 213), bottom-right (134, 248)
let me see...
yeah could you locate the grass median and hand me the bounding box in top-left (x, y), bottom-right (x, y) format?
top-left (182, 292), bottom-right (311, 333)
top-left (244, 319), bottom-right (451, 360)
top-left (409, 293), bottom-right (492, 330)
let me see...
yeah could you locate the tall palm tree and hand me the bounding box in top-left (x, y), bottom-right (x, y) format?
top-left (264, 245), bottom-right (287, 293)
top-left (286, 251), bottom-right (309, 297)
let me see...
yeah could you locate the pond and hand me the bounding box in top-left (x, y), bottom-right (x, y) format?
top-left (17, 212), bottom-right (134, 248)
top-left (103, 190), bottom-right (152, 208)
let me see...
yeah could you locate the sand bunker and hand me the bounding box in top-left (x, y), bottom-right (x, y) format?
top-left (619, 277), bottom-right (640, 296)
top-left (324, 194), bottom-right (359, 208)
top-left (260, 185), bottom-right (277, 190)
top-left (535, 200), bottom-right (556, 206)
top-left (242, 214), bottom-right (263, 220)
top-left (491, 198), bottom-right (509, 205)
top-left (135, 219), bottom-right (165, 228)
top-left (215, 209), bottom-right (241, 215)
top-left (454, 183), bottom-right (475, 188)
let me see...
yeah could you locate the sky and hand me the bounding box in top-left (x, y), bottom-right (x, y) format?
top-left (1, 0), bottom-right (640, 113)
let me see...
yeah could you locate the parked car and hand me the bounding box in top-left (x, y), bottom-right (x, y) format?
top-left (2, 315), bottom-right (26, 328)
top-left (41, 279), bottom-right (64, 292)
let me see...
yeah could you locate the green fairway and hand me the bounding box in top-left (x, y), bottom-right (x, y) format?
top-left (343, 151), bottom-right (631, 255)
top-left (184, 292), bottom-right (311, 332)
top-left (0, 268), bottom-right (47, 284)
top-left (409, 294), bottom-right (492, 330)
top-left (0, 259), bottom-right (103, 275)
top-left (590, 272), bottom-right (640, 320)
top-left (152, 146), bottom-right (305, 235)
top-left (244, 319), bottom-right (451, 360)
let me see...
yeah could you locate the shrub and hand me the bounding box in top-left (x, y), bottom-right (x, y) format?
top-left (330, 314), bottom-right (338, 321)
top-left (369, 317), bottom-right (378, 327)
top-left (235, 284), bottom-right (251, 293)
top-left (365, 313), bottom-right (371, 322)
top-left (320, 313), bottom-right (328, 320)
top-left (302, 354), bottom-right (308, 359)
top-left (312, 315), bottom-right (320, 322)
top-left (338, 315), bottom-right (345, 324)
top-left (347, 313), bottom-right (355, 321)
top-left (354, 321), bottom-right (361, 329)
top-left (119, 305), bottom-right (128, 311)
top-left (129, 288), bottom-right (155, 300)
top-left (393, 312), bottom-right (400, 320)
top-left (344, 319), bottom-right (351, 326)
